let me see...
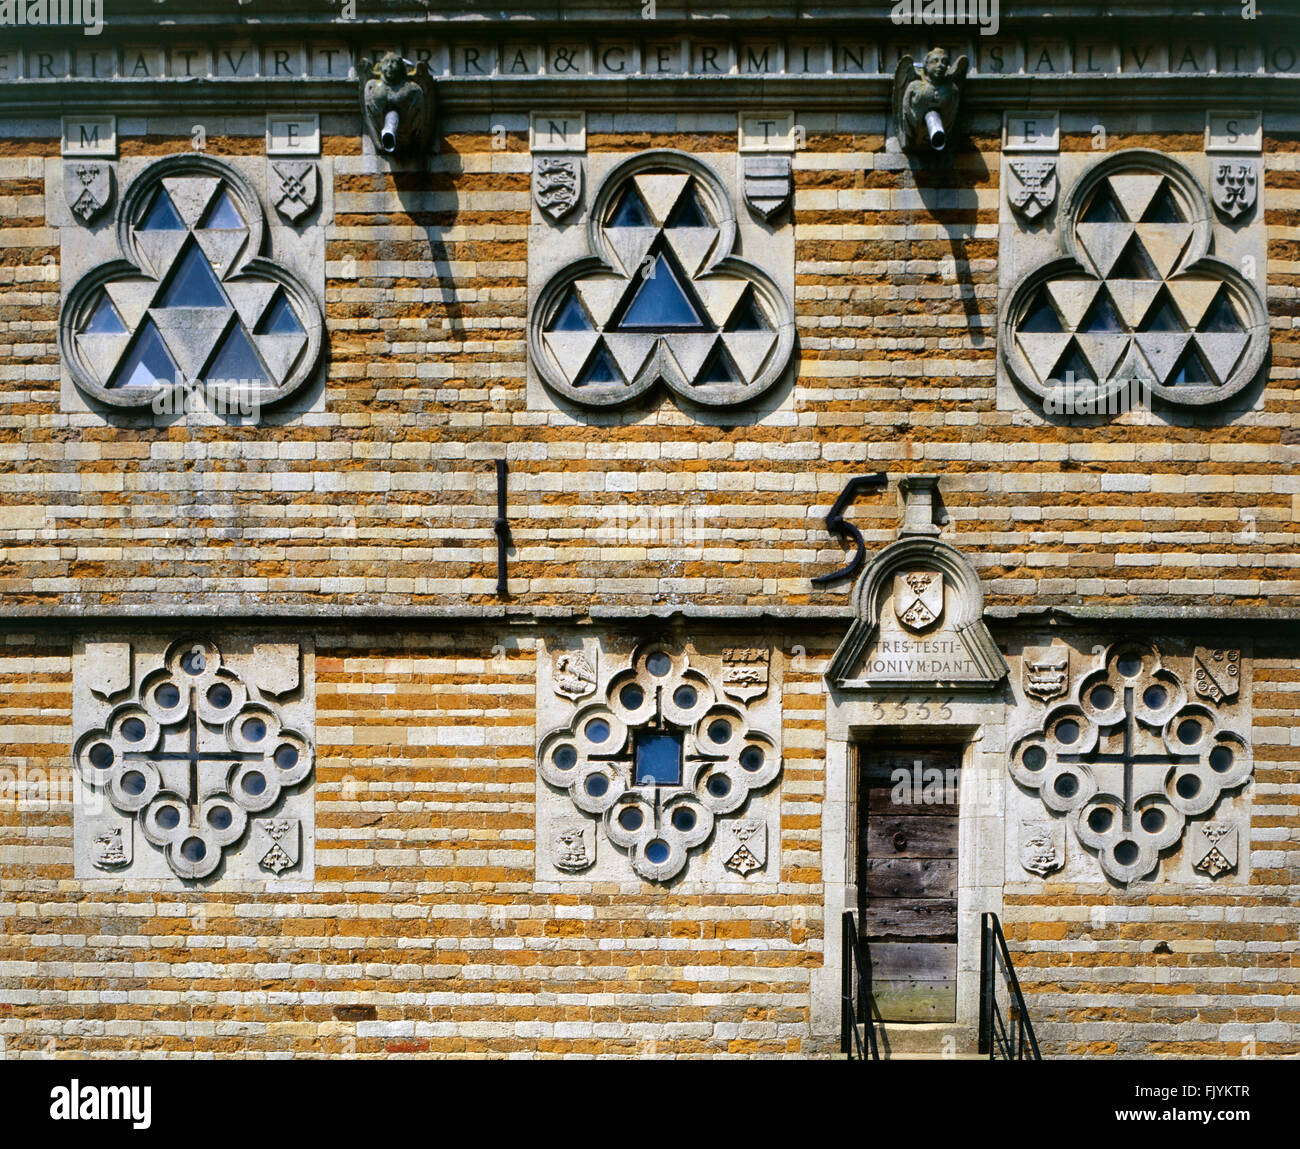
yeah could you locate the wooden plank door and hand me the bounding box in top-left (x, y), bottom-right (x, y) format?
top-left (858, 747), bottom-right (960, 1022)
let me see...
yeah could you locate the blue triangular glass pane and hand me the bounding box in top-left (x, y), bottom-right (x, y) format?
top-left (82, 293), bottom-right (127, 334)
top-left (1169, 347), bottom-right (1213, 385)
top-left (1050, 342), bottom-right (1095, 386)
top-left (254, 290), bottom-right (306, 336)
top-left (606, 185), bottom-right (653, 228)
top-left (546, 289), bottom-right (594, 332)
top-left (1141, 183), bottom-right (1184, 223)
top-left (110, 318), bottom-right (179, 388)
top-left (615, 253), bottom-right (709, 330)
top-left (574, 343), bottom-right (623, 386)
top-left (156, 242), bottom-right (229, 309)
top-left (204, 324), bottom-right (268, 386)
top-left (665, 183), bottom-right (711, 228)
top-left (138, 190), bottom-right (186, 231)
top-left (1020, 287), bottom-right (1063, 333)
top-left (724, 286), bottom-right (771, 332)
top-left (1138, 290), bottom-right (1184, 333)
top-left (1199, 290), bottom-right (1243, 333)
top-left (1079, 292), bottom-right (1125, 334)
top-left (1081, 186), bottom-right (1125, 223)
top-left (696, 344), bottom-right (742, 385)
top-left (200, 187), bottom-right (245, 230)
top-left (1110, 237), bottom-right (1158, 280)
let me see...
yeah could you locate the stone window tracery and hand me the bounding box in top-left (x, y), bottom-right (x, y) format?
top-left (1001, 150), bottom-right (1268, 410)
top-left (1009, 640), bottom-right (1251, 884)
top-left (59, 155), bottom-right (324, 413)
top-left (538, 642), bottom-right (781, 882)
top-left (529, 151), bottom-right (795, 409)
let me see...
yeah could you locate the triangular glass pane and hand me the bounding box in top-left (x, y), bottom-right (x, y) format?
top-left (155, 242), bottom-right (229, 309)
top-left (1079, 292), bottom-right (1124, 334)
top-left (138, 189), bottom-right (186, 231)
top-left (665, 183), bottom-right (712, 228)
top-left (1140, 182), bottom-right (1185, 223)
top-left (724, 286), bottom-right (772, 332)
top-left (109, 317), bottom-right (179, 388)
top-left (1168, 346), bottom-right (1213, 385)
top-left (254, 290), bottom-right (306, 336)
top-left (695, 344), bottom-right (742, 385)
top-left (547, 288), bottom-right (594, 332)
top-left (1081, 185), bottom-right (1126, 223)
top-left (573, 342), bottom-right (624, 386)
top-left (1049, 341), bottom-right (1096, 386)
top-left (1199, 289), bottom-right (1243, 333)
top-left (1109, 236), bottom-right (1159, 280)
top-left (1020, 287), bottom-right (1064, 333)
top-left (199, 187), bottom-right (245, 230)
top-left (204, 324), bottom-right (268, 386)
top-left (1138, 289), bottom-right (1186, 333)
top-left (606, 185), bottom-right (654, 228)
top-left (82, 293), bottom-right (127, 334)
top-left (614, 252), bottom-right (710, 331)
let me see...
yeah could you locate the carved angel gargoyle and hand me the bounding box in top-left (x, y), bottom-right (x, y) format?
top-left (893, 47), bottom-right (969, 153)
top-left (359, 52), bottom-right (436, 157)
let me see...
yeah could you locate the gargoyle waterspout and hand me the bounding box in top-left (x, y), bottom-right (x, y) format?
top-left (359, 52), bottom-right (436, 157)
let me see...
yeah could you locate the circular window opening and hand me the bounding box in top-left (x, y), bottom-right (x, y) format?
top-left (673, 685), bottom-right (698, 709)
top-left (671, 807), bottom-right (697, 832)
top-left (554, 744), bottom-right (578, 771)
top-left (707, 774), bottom-right (732, 798)
top-left (180, 837), bottom-right (206, 862)
top-left (645, 839), bottom-right (670, 864)
top-left (156, 806), bottom-right (180, 830)
top-left (121, 770), bottom-right (146, 796)
top-left (1053, 774), bottom-right (1078, 799)
top-left (1113, 839), bottom-right (1140, 866)
top-left (1055, 719), bottom-right (1080, 746)
top-left (274, 744), bottom-right (300, 770)
top-left (646, 652), bottom-right (672, 677)
top-left (707, 719), bottom-right (731, 745)
top-left (1090, 685), bottom-right (1115, 710)
top-left (585, 719), bottom-right (611, 744)
top-left (180, 650), bottom-right (205, 676)
top-left (1022, 745), bottom-right (1047, 772)
top-left (1088, 807), bottom-right (1113, 833)
top-left (1177, 719), bottom-right (1200, 746)
top-left (585, 774), bottom-right (609, 798)
top-left (1175, 774), bottom-right (1201, 799)
top-left (208, 806), bottom-right (232, 830)
top-left (89, 743), bottom-right (114, 770)
top-left (739, 746), bottom-right (764, 773)
top-left (155, 683), bottom-right (181, 709)
top-left (1117, 654), bottom-right (1142, 678)
top-left (242, 717), bottom-right (267, 743)
top-left (241, 771), bottom-right (266, 796)
top-left (1139, 808), bottom-right (1166, 834)
top-left (121, 717), bottom-right (147, 743)
top-left (1209, 745), bottom-right (1234, 773)
top-left (620, 685), bottom-right (644, 710)
top-left (1143, 685), bottom-right (1168, 710)
top-left (207, 683), bottom-right (233, 709)
top-left (618, 807), bottom-right (644, 832)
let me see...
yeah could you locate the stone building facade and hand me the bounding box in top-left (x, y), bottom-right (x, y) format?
top-left (0, 1), bottom-right (1297, 1059)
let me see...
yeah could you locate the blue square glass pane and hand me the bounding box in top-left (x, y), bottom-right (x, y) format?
top-left (634, 730), bottom-right (683, 786)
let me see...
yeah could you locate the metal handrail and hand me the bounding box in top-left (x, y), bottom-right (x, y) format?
top-left (841, 911), bottom-right (880, 1060)
top-left (978, 912), bottom-right (1042, 1061)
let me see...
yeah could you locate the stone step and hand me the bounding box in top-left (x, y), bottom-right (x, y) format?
top-left (869, 1022), bottom-right (980, 1060)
